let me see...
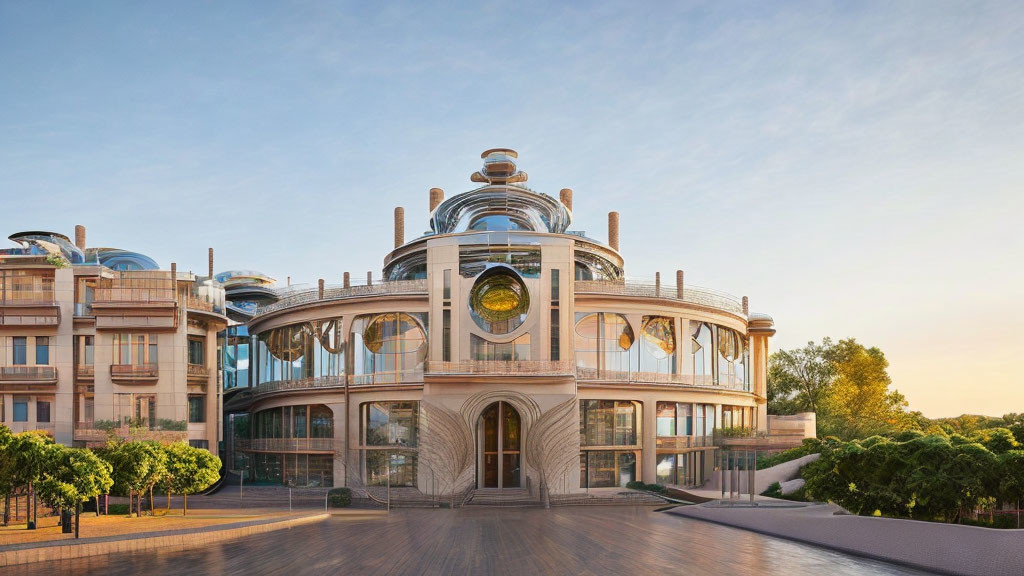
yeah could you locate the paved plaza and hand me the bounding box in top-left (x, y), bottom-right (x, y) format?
top-left (8, 506), bottom-right (931, 576)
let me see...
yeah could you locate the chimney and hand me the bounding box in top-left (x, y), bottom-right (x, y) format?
top-left (318, 279), bottom-right (324, 299)
top-left (429, 188), bottom-right (444, 212)
top-left (676, 270), bottom-right (684, 299)
top-left (171, 262), bottom-right (176, 278)
top-left (287, 276), bottom-right (291, 286)
top-left (394, 207), bottom-right (405, 248)
top-left (208, 248), bottom-right (214, 280)
top-left (343, 272), bottom-right (350, 289)
top-left (559, 188), bottom-right (573, 212)
top-left (742, 296), bottom-right (749, 316)
top-left (74, 225), bottom-right (86, 250)
top-left (608, 212), bottom-right (620, 251)
top-left (655, 272), bottom-right (661, 296)
top-left (367, 271), bottom-right (373, 286)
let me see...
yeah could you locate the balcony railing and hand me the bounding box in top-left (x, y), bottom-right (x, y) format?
top-left (253, 279), bottom-right (429, 318)
top-left (251, 371), bottom-right (429, 397)
top-left (110, 363), bottom-right (159, 381)
top-left (246, 437), bottom-right (334, 452)
top-left (426, 360), bottom-right (575, 376)
top-left (76, 364), bottom-right (95, 380)
top-left (74, 303), bottom-right (94, 316)
top-left (0, 366), bottom-right (58, 383)
top-left (187, 364), bottom-right (210, 379)
top-left (348, 371), bottom-right (424, 387)
top-left (253, 375), bottom-right (347, 396)
top-left (656, 435), bottom-right (716, 451)
top-left (73, 423), bottom-right (188, 444)
top-left (94, 271), bottom-right (176, 304)
top-left (576, 367), bottom-right (749, 391)
top-left (0, 307), bottom-right (60, 326)
top-left (574, 280), bottom-right (745, 316)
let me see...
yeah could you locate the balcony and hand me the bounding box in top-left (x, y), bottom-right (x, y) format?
top-left (252, 279), bottom-right (429, 319)
top-left (245, 437), bottom-right (334, 453)
top-left (252, 375), bottom-right (347, 397)
top-left (425, 360), bottom-right (575, 377)
top-left (0, 290), bottom-right (60, 327)
top-left (656, 435), bottom-right (715, 451)
top-left (187, 364), bottom-right (210, 381)
top-left (92, 271), bottom-right (178, 330)
top-left (74, 421), bottom-right (187, 445)
top-left (0, 366), bottom-right (58, 388)
top-left (574, 280), bottom-right (745, 316)
top-left (76, 364), bottom-right (95, 381)
top-left (576, 367), bottom-right (750, 391)
top-left (110, 363), bottom-right (159, 383)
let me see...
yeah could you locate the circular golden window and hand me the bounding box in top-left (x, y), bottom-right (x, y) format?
top-left (469, 268), bottom-right (530, 334)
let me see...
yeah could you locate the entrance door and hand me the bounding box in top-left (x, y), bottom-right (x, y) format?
top-left (479, 402), bottom-right (521, 489)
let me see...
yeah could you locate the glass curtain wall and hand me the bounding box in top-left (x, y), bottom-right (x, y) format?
top-left (639, 316), bottom-right (676, 376)
top-left (692, 322), bottom-right (713, 385)
top-left (574, 313), bottom-right (634, 379)
top-left (716, 326), bottom-right (747, 390)
top-left (351, 314), bottom-right (426, 384)
top-left (362, 401), bottom-right (419, 486)
top-left (579, 400), bottom-right (640, 488)
top-left (256, 319), bottom-right (343, 385)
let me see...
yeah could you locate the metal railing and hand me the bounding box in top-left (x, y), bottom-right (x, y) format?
top-left (253, 279), bottom-right (429, 318)
top-left (187, 364), bottom-right (210, 379)
top-left (110, 363), bottom-right (159, 379)
top-left (253, 375), bottom-right (347, 396)
top-left (0, 308), bottom-right (60, 326)
top-left (76, 364), bottom-right (95, 379)
top-left (246, 437), bottom-right (334, 452)
top-left (575, 367), bottom-right (749, 391)
top-left (349, 371), bottom-right (424, 387)
top-left (574, 280), bottom-right (744, 316)
top-left (426, 360), bottom-right (575, 375)
top-left (94, 271), bottom-right (176, 303)
top-left (655, 435), bottom-right (715, 450)
top-left (0, 366), bottom-right (58, 382)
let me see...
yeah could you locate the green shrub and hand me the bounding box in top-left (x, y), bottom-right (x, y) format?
top-left (762, 482), bottom-right (782, 498)
top-left (328, 487), bottom-right (351, 508)
top-left (107, 503), bottom-right (130, 515)
top-left (625, 480), bottom-right (645, 490)
top-left (756, 438), bottom-right (822, 470)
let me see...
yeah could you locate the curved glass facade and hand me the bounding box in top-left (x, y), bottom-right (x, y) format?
top-left (575, 313), bottom-right (634, 378)
top-left (351, 313), bottom-right (426, 382)
top-left (468, 267), bottom-right (530, 334)
top-left (255, 319), bottom-right (344, 384)
top-left (249, 404), bottom-right (334, 487)
top-left (579, 400), bottom-right (640, 488)
top-left (362, 401), bottom-right (419, 487)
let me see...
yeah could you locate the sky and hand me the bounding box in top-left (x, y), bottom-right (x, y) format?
top-left (1, 1), bottom-right (1021, 418)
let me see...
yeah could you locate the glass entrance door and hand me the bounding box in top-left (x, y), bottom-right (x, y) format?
top-left (479, 402), bottom-right (521, 489)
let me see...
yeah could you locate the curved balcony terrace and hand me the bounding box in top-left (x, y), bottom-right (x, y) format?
top-left (252, 279), bottom-right (429, 320)
top-left (574, 280), bottom-right (745, 317)
top-left (576, 367), bottom-right (750, 392)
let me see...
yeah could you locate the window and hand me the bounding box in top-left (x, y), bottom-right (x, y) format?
top-left (252, 404), bottom-right (333, 440)
top-left (694, 404), bottom-right (715, 437)
top-left (716, 326), bottom-right (746, 389)
top-left (351, 314), bottom-right (425, 380)
top-left (79, 335), bottom-right (94, 365)
top-left (442, 269), bottom-right (451, 300)
top-left (35, 337), bottom-right (49, 365)
top-left (113, 333), bottom-right (158, 365)
top-left (12, 337), bottom-right (27, 365)
top-left (36, 401), bottom-right (50, 423)
top-left (580, 400), bottom-right (639, 447)
top-left (363, 401), bottom-right (418, 447)
top-left (550, 309), bottom-right (560, 361)
top-left (188, 396), bottom-right (205, 423)
top-left (580, 451), bottom-right (637, 488)
top-left (470, 334), bottom-right (531, 361)
top-left (639, 316), bottom-right (676, 375)
top-left (189, 440), bottom-right (210, 450)
top-left (442, 310), bottom-right (451, 362)
top-left (574, 313), bottom-right (634, 378)
top-left (656, 402), bottom-right (693, 436)
top-left (256, 319), bottom-right (344, 384)
top-left (657, 452), bottom-right (705, 487)
top-left (692, 323), bottom-right (713, 384)
top-left (13, 399), bottom-right (28, 422)
top-left (188, 338), bottom-right (205, 366)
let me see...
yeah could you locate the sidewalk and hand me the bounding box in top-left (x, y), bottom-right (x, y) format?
top-left (668, 501), bottom-right (1024, 576)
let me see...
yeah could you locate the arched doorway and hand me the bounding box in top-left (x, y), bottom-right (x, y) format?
top-left (478, 401), bottom-right (521, 489)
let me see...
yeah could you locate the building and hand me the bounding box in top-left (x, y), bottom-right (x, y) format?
top-left (232, 148), bottom-right (777, 496)
top-left (0, 229), bottom-right (226, 456)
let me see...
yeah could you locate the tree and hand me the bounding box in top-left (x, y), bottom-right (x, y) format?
top-left (8, 431), bottom-right (53, 529)
top-left (767, 338), bottom-right (835, 415)
top-left (0, 425), bottom-right (14, 525)
top-left (974, 428), bottom-right (1019, 454)
top-left (998, 451), bottom-right (1024, 528)
top-left (818, 339), bottom-right (912, 439)
top-left (163, 443), bottom-right (220, 516)
top-left (100, 441), bottom-right (166, 517)
top-left (35, 446), bottom-right (113, 538)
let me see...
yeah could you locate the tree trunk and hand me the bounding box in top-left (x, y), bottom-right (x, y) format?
top-left (95, 495), bottom-right (100, 517)
top-left (75, 502), bottom-right (81, 539)
top-left (167, 491), bottom-right (171, 509)
top-left (149, 486), bottom-right (154, 515)
top-left (29, 483), bottom-right (36, 530)
top-left (183, 494), bottom-right (187, 517)
top-left (3, 492), bottom-right (8, 526)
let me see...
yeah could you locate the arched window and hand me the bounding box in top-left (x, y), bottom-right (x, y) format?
top-left (716, 326), bottom-right (746, 388)
top-left (256, 319), bottom-right (344, 385)
top-left (691, 322), bottom-right (713, 385)
top-left (351, 313), bottom-right (427, 383)
top-left (639, 316), bottom-right (676, 376)
top-left (574, 313), bottom-right (634, 378)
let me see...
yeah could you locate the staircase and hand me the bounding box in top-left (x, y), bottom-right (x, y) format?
top-left (463, 488), bottom-right (541, 507)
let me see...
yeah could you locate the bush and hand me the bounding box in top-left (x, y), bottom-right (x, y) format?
top-left (762, 482), bottom-right (782, 498)
top-left (625, 480), bottom-right (645, 490)
top-left (328, 487), bottom-right (351, 508)
top-left (624, 481), bottom-right (666, 494)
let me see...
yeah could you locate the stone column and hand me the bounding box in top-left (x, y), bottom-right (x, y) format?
top-left (429, 188), bottom-right (444, 212)
top-left (343, 272), bottom-right (350, 289)
top-left (608, 212), bottom-right (619, 251)
top-left (74, 225), bottom-right (86, 250)
top-left (366, 271), bottom-right (372, 286)
top-left (394, 207), bottom-right (405, 248)
top-left (676, 270), bottom-right (684, 299)
top-left (559, 188), bottom-right (573, 212)
top-left (208, 248), bottom-right (214, 280)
